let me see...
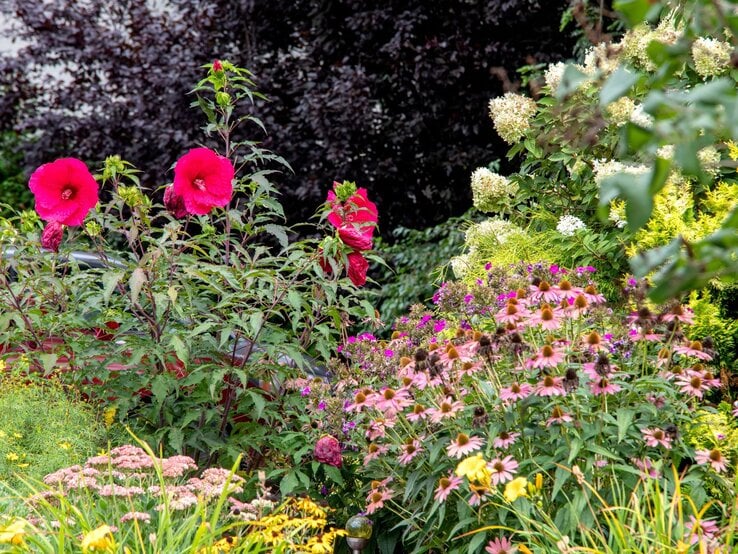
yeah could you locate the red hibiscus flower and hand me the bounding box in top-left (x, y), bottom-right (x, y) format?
top-left (29, 158), bottom-right (99, 226)
top-left (347, 251), bottom-right (369, 287)
top-left (327, 183), bottom-right (378, 238)
top-left (314, 435), bottom-right (342, 467)
top-left (172, 148), bottom-right (234, 215)
top-left (163, 185), bottom-right (188, 218)
top-left (338, 225), bottom-right (373, 251)
top-left (40, 221), bottom-right (64, 252)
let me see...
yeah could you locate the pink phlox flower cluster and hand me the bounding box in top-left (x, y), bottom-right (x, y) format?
top-left (98, 484), bottom-right (146, 497)
top-left (120, 511), bottom-right (152, 524)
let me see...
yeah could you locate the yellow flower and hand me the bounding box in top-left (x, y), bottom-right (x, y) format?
top-left (455, 454), bottom-right (490, 485)
top-left (0, 430), bottom-right (6, 438)
top-left (12, 433), bottom-right (22, 439)
top-left (81, 524), bottom-right (115, 553)
top-left (504, 477), bottom-right (528, 502)
top-left (518, 545), bottom-right (533, 554)
top-left (5, 452), bottom-right (19, 462)
top-left (103, 407), bottom-right (117, 428)
top-left (58, 442), bottom-right (72, 450)
top-left (0, 519), bottom-right (26, 545)
top-left (727, 140), bottom-right (738, 161)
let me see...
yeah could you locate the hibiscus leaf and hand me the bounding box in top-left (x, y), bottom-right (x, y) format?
top-left (129, 267), bottom-right (147, 304)
top-left (264, 224), bottom-right (288, 250)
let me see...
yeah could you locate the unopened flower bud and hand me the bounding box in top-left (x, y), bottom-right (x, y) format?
top-left (163, 185), bottom-right (187, 219)
top-left (212, 59), bottom-right (223, 72)
top-left (41, 221), bottom-right (64, 252)
top-left (215, 91), bottom-right (231, 107)
top-left (332, 180), bottom-right (358, 202)
top-left (338, 225), bottom-right (373, 251)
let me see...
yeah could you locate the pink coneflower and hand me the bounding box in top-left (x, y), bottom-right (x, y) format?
top-left (528, 344), bottom-right (566, 370)
top-left (629, 327), bottom-right (663, 342)
top-left (447, 433), bottom-right (484, 458)
top-left (582, 284), bottom-right (605, 304)
top-left (673, 340), bottom-right (713, 361)
top-left (488, 455), bottom-right (518, 485)
top-left (685, 515), bottom-right (720, 545)
top-left (526, 304), bottom-right (562, 331)
top-left (365, 488), bottom-right (393, 514)
top-left (457, 360), bottom-right (484, 377)
top-left (496, 302), bottom-right (528, 325)
top-left (661, 304), bottom-right (694, 325)
top-left (676, 373), bottom-right (710, 399)
top-left (695, 448), bottom-right (728, 473)
top-left (468, 484), bottom-right (490, 507)
top-left (553, 279), bottom-right (582, 301)
top-left (499, 382), bottom-right (532, 403)
top-left (564, 293), bottom-right (591, 318)
top-left (406, 403), bottom-right (428, 423)
top-left (363, 443), bottom-right (389, 465)
top-left (346, 389), bottom-right (376, 412)
top-left (366, 418), bottom-right (395, 441)
top-left (534, 375), bottom-right (566, 397)
top-left (655, 347), bottom-right (672, 368)
top-left (375, 387), bottom-right (412, 415)
top-left (434, 474), bottom-right (463, 502)
top-left (632, 457), bottom-right (661, 479)
top-left (641, 428), bottom-right (672, 449)
top-left (546, 406), bottom-right (573, 426)
top-left (428, 397), bottom-right (465, 423)
top-left (485, 536), bottom-right (517, 554)
top-left (582, 330), bottom-right (609, 352)
top-left (589, 377), bottom-right (621, 396)
top-left (732, 400), bottom-right (738, 418)
top-left (493, 431), bottom-right (520, 449)
top-left (530, 280), bottom-right (560, 304)
top-left (398, 439), bottom-right (424, 465)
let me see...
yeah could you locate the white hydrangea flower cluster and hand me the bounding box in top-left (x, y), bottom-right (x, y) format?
top-left (620, 17), bottom-right (682, 71)
top-left (592, 160), bottom-right (650, 186)
top-left (692, 37), bottom-right (733, 78)
top-left (488, 93), bottom-right (537, 144)
top-left (583, 42), bottom-right (622, 75)
top-left (544, 62), bottom-right (567, 94)
top-left (556, 215), bottom-right (586, 236)
top-left (656, 145), bottom-right (675, 160)
top-left (698, 146), bottom-right (722, 177)
top-left (606, 96), bottom-right (636, 126)
top-left (465, 218), bottom-right (523, 247)
top-left (630, 104), bottom-right (654, 128)
top-left (470, 168), bottom-right (518, 212)
top-left (450, 253), bottom-right (473, 279)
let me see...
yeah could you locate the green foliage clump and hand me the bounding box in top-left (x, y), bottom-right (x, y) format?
top-left (689, 291), bottom-right (738, 372)
top-left (0, 133), bottom-right (31, 217)
top-left (684, 408), bottom-right (738, 462)
top-left (0, 372), bottom-right (107, 489)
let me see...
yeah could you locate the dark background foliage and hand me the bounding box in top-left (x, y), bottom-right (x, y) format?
top-left (0, 0), bottom-right (575, 232)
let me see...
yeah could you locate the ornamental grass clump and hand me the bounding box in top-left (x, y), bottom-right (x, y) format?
top-left (337, 262), bottom-right (736, 553)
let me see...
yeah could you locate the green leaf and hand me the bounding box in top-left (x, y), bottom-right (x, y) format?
top-left (102, 270), bottom-right (125, 303)
top-left (264, 224), bottom-right (289, 250)
top-left (615, 408), bottom-right (634, 442)
top-left (280, 471), bottom-right (299, 495)
top-left (556, 65), bottom-right (588, 99)
top-left (614, 0), bottom-right (660, 26)
top-left (129, 267), bottom-right (147, 304)
top-left (323, 465), bottom-right (344, 486)
top-left (600, 66), bottom-right (639, 106)
top-left (169, 335), bottom-right (188, 366)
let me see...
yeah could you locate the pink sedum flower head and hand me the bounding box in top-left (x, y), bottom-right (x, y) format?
top-left (173, 148), bottom-right (234, 215)
top-left (41, 221), bottom-right (64, 252)
top-left (314, 435), bottom-right (342, 467)
top-left (29, 157), bottom-right (99, 226)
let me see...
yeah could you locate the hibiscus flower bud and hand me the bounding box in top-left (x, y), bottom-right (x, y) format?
top-left (41, 220), bottom-right (64, 252)
top-left (215, 91), bottom-right (231, 107)
top-left (347, 251), bottom-right (369, 287)
top-left (338, 225), bottom-right (373, 251)
top-left (332, 180), bottom-right (358, 202)
top-left (212, 59), bottom-right (223, 72)
top-left (163, 185), bottom-right (188, 219)
top-left (314, 435), bottom-right (342, 467)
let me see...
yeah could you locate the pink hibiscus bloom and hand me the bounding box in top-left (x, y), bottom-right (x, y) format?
top-left (488, 455), bottom-right (518, 485)
top-left (29, 157), bottom-right (99, 225)
top-left (173, 147), bottom-right (234, 215)
top-left (338, 225), bottom-right (373, 251)
top-left (327, 183), bottom-right (378, 238)
top-left (163, 185), bottom-right (188, 218)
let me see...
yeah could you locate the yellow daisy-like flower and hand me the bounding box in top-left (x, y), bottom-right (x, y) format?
top-left (455, 454), bottom-right (490, 485)
top-left (5, 452), bottom-right (19, 462)
top-left (290, 497), bottom-right (327, 520)
top-left (81, 524), bottom-right (115, 553)
top-left (0, 519), bottom-right (27, 545)
top-left (518, 544), bottom-right (533, 554)
top-left (58, 442), bottom-right (72, 450)
top-left (726, 140), bottom-right (738, 162)
top-left (103, 407), bottom-right (117, 428)
top-left (504, 477), bottom-right (528, 502)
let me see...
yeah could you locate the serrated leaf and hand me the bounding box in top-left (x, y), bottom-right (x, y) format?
top-left (129, 268), bottom-right (147, 304)
top-left (323, 465), bottom-right (344, 486)
top-left (169, 335), bottom-right (188, 366)
top-left (102, 270), bottom-right (125, 303)
top-left (264, 224), bottom-right (288, 250)
top-left (280, 471), bottom-right (299, 495)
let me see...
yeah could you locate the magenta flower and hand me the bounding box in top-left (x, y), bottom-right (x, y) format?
top-left (338, 225), bottom-right (373, 251)
top-left (172, 147), bottom-right (234, 215)
top-left (41, 221), bottom-right (64, 252)
top-left (29, 157), bottom-right (99, 225)
top-left (492, 431), bottom-right (520, 449)
top-left (326, 183), bottom-right (378, 238)
top-left (447, 433), bottom-right (484, 458)
top-left (641, 427), bottom-right (672, 449)
top-left (163, 185), bottom-right (188, 218)
top-left (434, 474), bottom-right (462, 503)
top-left (488, 455), bottom-right (518, 485)
top-left (347, 251), bottom-right (369, 287)
top-left (695, 448), bottom-right (728, 473)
